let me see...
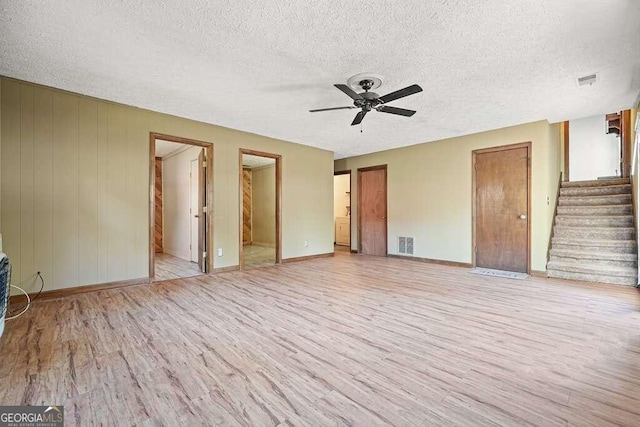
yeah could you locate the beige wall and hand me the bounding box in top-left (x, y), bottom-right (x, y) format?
top-left (162, 145), bottom-right (202, 260)
top-left (548, 122), bottom-right (562, 192)
top-left (0, 77), bottom-right (334, 292)
top-left (335, 120), bottom-right (562, 272)
top-left (569, 115), bottom-right (620, 180)
top-left (333, 174), bottom-right (350, 219)
top-left (250, 164), bottom-right (276, 247)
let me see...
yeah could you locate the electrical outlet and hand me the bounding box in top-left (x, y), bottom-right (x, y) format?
top-left (217, 248), bottom-right (223, 257)
top-left (304, 240), bottom-right (308, 247)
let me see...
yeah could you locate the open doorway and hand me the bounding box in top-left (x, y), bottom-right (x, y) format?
top-left (150, 133), bottom-right (213, 282)
top-left (334, 171), bottom-right (351, 253)
top-left (239, 149), bottom-right (282, 269)
top-left (564, 110), bottom-right (632, 181)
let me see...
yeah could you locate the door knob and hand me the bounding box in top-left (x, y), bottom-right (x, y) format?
top-left (519, 214), bottom-right (526, 219)
top-left (194, 214), bottom-right (200, 218)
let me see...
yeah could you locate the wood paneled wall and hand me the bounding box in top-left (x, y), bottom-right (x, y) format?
top-left (154, 157), bottom-right (163, 253)
top-left (0, 78), bottom-right (335, 292)
top-left (242, 168), bottom-right (252, 245)
top-left (0, 84), bottom-right (148, 289)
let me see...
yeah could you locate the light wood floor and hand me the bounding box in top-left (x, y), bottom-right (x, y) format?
top-left (154, 252), bottom-right (203, 282)
top-left (243, 244), bottom-right (275, 269)
top-left (2, 254), bottom-right (640, 426)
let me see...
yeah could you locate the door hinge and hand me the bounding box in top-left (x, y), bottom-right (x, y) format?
top-left (202, 161), bottom-right (207, 168)
top-left (203, 251), bottom-right (207, 259)
top-left (202, 206), bottom-right (207, 214)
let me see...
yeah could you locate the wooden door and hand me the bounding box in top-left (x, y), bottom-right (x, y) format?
top-left (242, 168), bottom-right (252, 245)
top-left (358, 166), bottom-right (387, 256)
top-left (197, 149), bottom-right (206, 272)
top-left (474, 145), bottom-right (530, 273)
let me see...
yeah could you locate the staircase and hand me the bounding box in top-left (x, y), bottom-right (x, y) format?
top-left (547, 178), bottom-right (638, 286)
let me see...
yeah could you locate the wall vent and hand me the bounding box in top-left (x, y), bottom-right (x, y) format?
top-left (398, 236), bottom-right (414, 255)
top-left (577, 73), bottom-right (598, 87)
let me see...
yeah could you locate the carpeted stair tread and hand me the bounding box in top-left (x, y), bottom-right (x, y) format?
top-left (549, 251), bottom-right (636, 268)
top-left (554, 226), bottom-right (635, 231)
top-left (560, 184), bottom-right (631, 197)
top-left (561, 178), bottom-right (630, 188)
top-left (547, 260), bottom-right (637, 278)
top-left (550, 237), bottom-right (637, 254)
top-left (551, 236), bottom-right (637, 247)
top-left (553, 226), bottom-right (635, 240)
top-left (549, 248), bottom-right (637, 262)
top-left (557, 204), bottom-right (633, 216)
top-left (558, 194), bottom-right (631, 206)
top-left (554, 215), bottom-right (634, 227)
top-left (546, 269), bottom-right (637, 286)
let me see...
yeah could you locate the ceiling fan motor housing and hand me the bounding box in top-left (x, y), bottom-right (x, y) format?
top-left (361, 91), bottom-right (380, 100)
top-left (355, 91), bottom-right (382, 110)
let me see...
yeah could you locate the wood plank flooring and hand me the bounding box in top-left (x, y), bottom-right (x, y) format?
top-left (334, 244), bottom-right (351, 253)
top-left (243, 244), bottom-right (275, 269)
top-left (1, 254), bottom-right (640, 426)
top-left (154, 252), bottom-right (203, 282)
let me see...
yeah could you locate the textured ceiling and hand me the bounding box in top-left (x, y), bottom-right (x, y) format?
top-left (155, 139), bottom-right (190, 158)
top-left (242, 154), bottom-right (276, 169)
top-left (1, 1), bottom-right (639, 159)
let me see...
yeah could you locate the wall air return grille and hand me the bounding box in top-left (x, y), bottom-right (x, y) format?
top-left (398, 236), bottom-right (414, 255)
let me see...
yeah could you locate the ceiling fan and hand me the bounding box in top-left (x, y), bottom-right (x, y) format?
top-left (310, 78), bottom-right (423, 126)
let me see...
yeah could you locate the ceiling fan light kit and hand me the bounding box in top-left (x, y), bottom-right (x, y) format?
top-left (310, 73), bottom-right (423, 126)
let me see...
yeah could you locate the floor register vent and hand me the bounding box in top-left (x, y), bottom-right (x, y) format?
top-left (398, 236), bottom-right (414, 255)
